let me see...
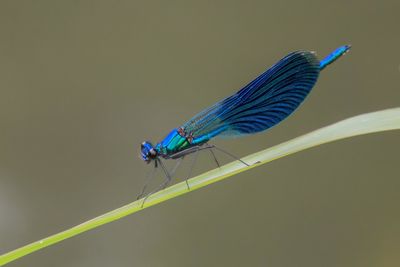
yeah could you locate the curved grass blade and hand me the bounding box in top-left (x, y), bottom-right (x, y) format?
top-left (1, 107), bottom-right (399, 266)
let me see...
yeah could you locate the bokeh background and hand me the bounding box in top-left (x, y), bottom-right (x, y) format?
top-left (1, 1), bottom-right (399, 266)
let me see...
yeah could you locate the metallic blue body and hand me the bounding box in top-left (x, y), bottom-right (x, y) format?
top-left (141, 45), bottom-right (351, 162)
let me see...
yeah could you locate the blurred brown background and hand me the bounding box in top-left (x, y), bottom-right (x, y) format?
top-left (0, 1), bottom-right (399, 266)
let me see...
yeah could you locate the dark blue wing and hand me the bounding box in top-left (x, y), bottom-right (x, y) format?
top-left (182, 51), bottom-right (320, 139)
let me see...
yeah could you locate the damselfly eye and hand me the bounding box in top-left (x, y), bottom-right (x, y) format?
top-left (140, 141), bottom-right (157, 162)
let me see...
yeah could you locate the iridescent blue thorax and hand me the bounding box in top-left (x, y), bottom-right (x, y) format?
top-left (155, 129), bottom-right (190, 157)
top-left (155, 128), bottom-right (217, 158)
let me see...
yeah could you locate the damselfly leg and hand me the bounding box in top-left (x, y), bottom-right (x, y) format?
top-left (184, 148), bottom-right (200, 190)
top-left (208, 147), bottom-right (221, 168)
top-left (204, 144), bottom-right (250, 167)
top-left (139, 157), bottom-right (182, 207)
top-left (136, 160), bottom-right (158, 200)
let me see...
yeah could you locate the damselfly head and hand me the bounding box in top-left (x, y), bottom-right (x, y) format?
top-left (140, 141), bottom-right (157, 163)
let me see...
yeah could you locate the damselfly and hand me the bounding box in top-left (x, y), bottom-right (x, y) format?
top-left (139, 45), bottom-right (351, 199)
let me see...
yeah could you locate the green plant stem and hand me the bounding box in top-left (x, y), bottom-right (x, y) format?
top-left (1, 107), bottom-right (399, 266)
